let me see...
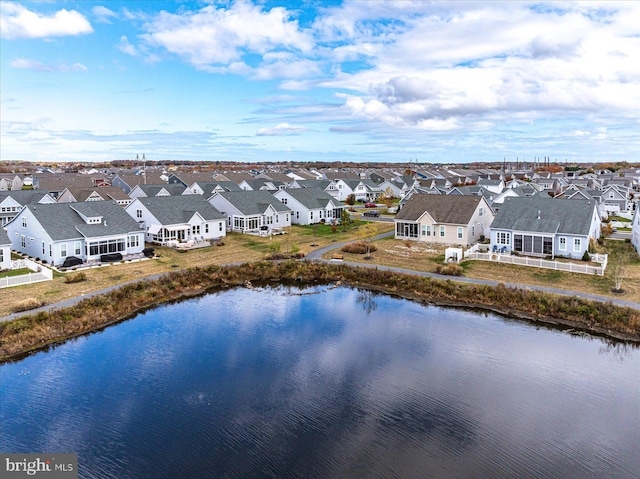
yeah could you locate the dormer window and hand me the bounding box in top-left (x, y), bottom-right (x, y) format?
top-left (22, 217), bottom-right (27, 228)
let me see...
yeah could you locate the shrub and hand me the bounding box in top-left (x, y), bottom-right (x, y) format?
top-left (341, 242), bottom-right (378, 254)
top-left (435, 264), bottom-right (464, 276)
top-left (581, 250), bottom-right (591, 262)
top-left (65, 271), bottom-right (87, 283)
top-left (11, 298), bottom-right (46, 313)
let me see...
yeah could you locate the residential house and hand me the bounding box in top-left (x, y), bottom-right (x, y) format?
top-left (0, 228), bottom-right (10, 271)
top-left (477, 179), bottom-right (505, 194)
top-left (600, 185), bottom-right (631, 213)
top-left (112, 172), bottom-right (167, 194)
top-left (632, 207), bottom-right (640, 255)
top-left (295, 179), bottom-right (341, 199)
top-left (489, 197), bottom-right (601, 260)
top-left (0, 190), bottom-right (56, 226)
top-left (394, 194), bottom-right (493, 246)
top-left (188, 181), bottom-right (243, 196)
top-left (334, 179), bottom-right (382, 202)
top-left (129, 184), bottom-right (189, 199)
top-left (273, 188), bottom-right (344, 225)
top-left (57, 186), bottom-right (132, 206)
top-left (0, 174), bottom-right (23, 191)
top-left (208, 190), bottom-right (292, 233)
top-left (126, 196), bottom-right (226, 245)
top-left (5, 201), bottom-right (145, 266)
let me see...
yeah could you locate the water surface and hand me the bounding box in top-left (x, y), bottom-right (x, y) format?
top-left (1, 285), bottom-right (639, 478)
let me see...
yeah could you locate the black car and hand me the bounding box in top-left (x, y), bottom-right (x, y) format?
top-left (363, 210), bottom-right (380, 217)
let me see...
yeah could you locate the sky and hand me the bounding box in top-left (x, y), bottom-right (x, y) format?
top-left (1, 1), bottom-right (639, 165)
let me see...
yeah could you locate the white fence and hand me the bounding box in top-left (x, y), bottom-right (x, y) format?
top-left (464, 248), bottom-right (607, 276)
top-left (0, 259), bottom-right (53, 289)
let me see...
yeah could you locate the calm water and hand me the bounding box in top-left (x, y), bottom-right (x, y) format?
top-left (1, 285), bottom-right (639, 479)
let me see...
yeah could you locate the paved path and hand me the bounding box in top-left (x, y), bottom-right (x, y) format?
top-left (2, 233), bottom-right (638, 322)
top-left (308, 231), bottom-right (640, 311)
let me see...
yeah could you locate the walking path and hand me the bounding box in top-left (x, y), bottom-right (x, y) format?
top-left (2, 233), bottom-right (638, 322)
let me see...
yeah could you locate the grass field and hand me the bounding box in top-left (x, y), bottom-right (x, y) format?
top-left (1, 222), bottom-right (638, 316)
top-left (0, 221), bottom-right (393, 317)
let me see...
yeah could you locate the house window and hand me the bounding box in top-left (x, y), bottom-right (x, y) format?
top-left (559, 237), bottom-right (566, 251)
top-left (60, 243), bottom-right (67, 257)
top-left (49, 244), bottom-right (52, 257)
top-left (286, 214), bottom-right (289, 222)
top-left (281, 198), bottom-right (288, 204)
top-left (479, 207), bottom-right (484, 216)
top-left (74, 241), bottom-right (81, 255)
top-left (457, 227), bottom-right (463, 239)
top-left (219, 222), bottom-right (223, 232)
top-left (426, 225), bottom-right (431, 236)
top-left (472, 226), bottom-right (475, 237)
top-left (193, 225), bottom-right (201, 235)
top-left (22, 217), bottom-right (27, 227)
top-left (497, 232), bottom-right (510, 245)
top-left (205, 223), bottom-right (209, 234)
top-left (88, 239), bottom-right (126, 256)
top-left (421, 225), bottom-right (427, 236)
top-left (42, 241), bottom-right (45, 255)
top-left (0, 249), bottom-right (3, 263)
top-left (574, 238), bottom-right (581, 252)
top-left (276, 215), bottom-right (279, 223)
top-left (21, 235), bottom-right (26, 248)
top-left (310, 211), bottom-right (314, 219)
top-left (440, 226), bottom-right (445, 237)
top-left (514, 234), bottom-right (522, 251)
top-left (127, 235), bottom-right (139, 248)
top-left (136, 209), bottom-right (142, 218)
top-left (396, 222), bottom-right (418, 238)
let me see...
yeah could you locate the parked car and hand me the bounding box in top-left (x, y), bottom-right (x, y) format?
top-left (363, 210), bottom-right (380, 217)
top-left (364, 202), bottom-right (377, 208)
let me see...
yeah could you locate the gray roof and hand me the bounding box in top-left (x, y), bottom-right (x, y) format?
top-left (214, 191), bottom-right (291, 215)
top-left (136, 184), bottom-right (187, 196)
top-left (0, 227), bottom-right (9, 246)
top-left (23, 201), bottom-right (142, 241)
top-left (296, 179), bottom-right (332, 190)
top-left (279, 188), bottom-right (344, 209)
top-left (491, 197), bottom-right (596, 235)
top-left (396, 194), bottom-right (484, 224)
top-left (0, 190), bottom-right (53, 205)
top-left (135, 195), bottom-right (224, 224)
top-left (192, 181), bottom-right (242, 194)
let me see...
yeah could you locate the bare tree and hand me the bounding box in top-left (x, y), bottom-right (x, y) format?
top-left (612, 251), bottom-right (629, 293)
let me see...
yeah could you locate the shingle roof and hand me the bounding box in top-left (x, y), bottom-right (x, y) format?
top-left (0, 190), bottom-right (53, 205)
top-left (490, 196), bottom-right (596, 235)
top-left (278, 188), bottom-right (344, 209)
top-left (395, 194), bottom-right (484, 224)
top-left (23, 201), bottom-right (141, 241)
top-left (137, 184), bottom-right (187, 196)
top-left (214, 191), bottom-right (291, 215)
top-left (135, 195), bottom-right (224, 224)
top-left (0, 227), bottom-right (9, 245)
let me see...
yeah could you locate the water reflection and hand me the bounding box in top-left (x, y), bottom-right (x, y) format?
top-left (355, 288), bottom-right (378, 315)
top-left (1, 286), bottom-right (639, 479)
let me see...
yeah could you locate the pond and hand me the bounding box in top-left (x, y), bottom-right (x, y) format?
top-left (1, 285), bottom-right (639, 478)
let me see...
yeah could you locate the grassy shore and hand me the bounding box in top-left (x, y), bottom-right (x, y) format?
top-left (1, 261), bottom-right (638, 362)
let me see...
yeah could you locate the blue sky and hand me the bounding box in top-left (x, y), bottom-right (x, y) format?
top-left (1, 1), bottom-right (639, 164)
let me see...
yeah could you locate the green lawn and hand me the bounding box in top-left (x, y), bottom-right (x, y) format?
top-left (0, 268), bottom-right (33, 278)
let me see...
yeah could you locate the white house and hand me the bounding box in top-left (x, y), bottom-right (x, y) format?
top-left (0, 190), bottom-right (56, 226)
top-left (126, 195), bottom-right (226, 245)
top-left (208, 190), bottom-right (292, 233)
top-left (0, 228), bottom-right (11, 270)
top-left (5, 201), bottom-right (145, 267)
top-left (489, 197), bottom-right (601, 260)
top-left (632, 207), bottom-right (640, 255)
top-left (273, 188), bottom-right (344, 225)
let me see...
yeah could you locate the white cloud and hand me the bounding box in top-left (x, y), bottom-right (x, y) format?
top-left (10, 58), bottom-right (87, 73)
top-left (117, 36), bottom-right (138, 56)
top-left (0, 2), bottom-right (93, 39)
top-left (256, 123), bottom-right (308, 136)
top-left (92, 6), bottom-right (117, 24)
top-left (139, 1), bottom-right (313, 70)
